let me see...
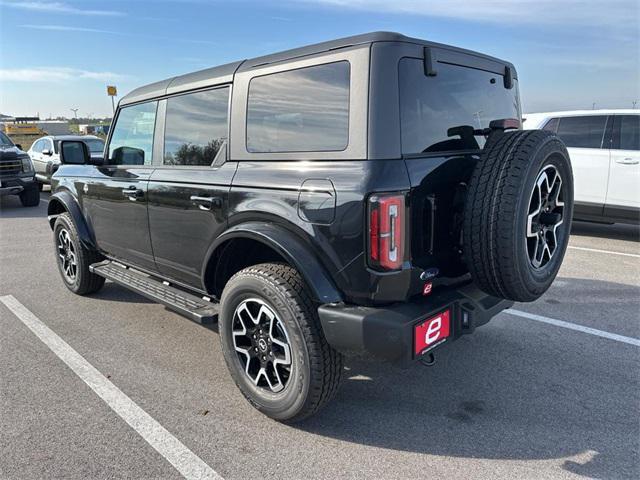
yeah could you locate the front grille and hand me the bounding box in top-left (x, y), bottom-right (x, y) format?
top-left (0, 160), bottom-right (22, 176)
top-left (0, 151), bottom-right (23, 176)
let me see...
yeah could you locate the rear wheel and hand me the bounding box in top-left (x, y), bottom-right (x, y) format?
top-left (53, 213), bottom-right (105, 295)
top-left (463, 130), bottom-right (574, 302)
top-left (19, 184), bottom-right (40, 207)
top-left (219, 263), bottom-right (343, 422)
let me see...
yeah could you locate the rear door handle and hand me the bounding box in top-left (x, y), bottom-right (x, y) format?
top-left (616, 157), bottom-right (639, 165)
top-left (190, 195), bottom-right (222, 210)
top-left (122, 187), bottom-right (143, 200)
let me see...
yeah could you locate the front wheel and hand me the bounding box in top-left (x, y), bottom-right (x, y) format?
top-left (219, 263), bottom-right (343, 422)
top-left (53, 213), bottom-right (105, 295)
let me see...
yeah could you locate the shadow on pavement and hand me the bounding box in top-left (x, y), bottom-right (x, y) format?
top-left (0, 192), bottom-right (49, 219)
top-left (296, 279), bottom-right (639, 479)
top-left (571, 220), bottom-right (639, 243)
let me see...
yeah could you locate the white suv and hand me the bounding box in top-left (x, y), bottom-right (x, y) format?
top-left (29, 135), bottom-right (104, 189)
top-left (524, 110), bottom-right (639, 224)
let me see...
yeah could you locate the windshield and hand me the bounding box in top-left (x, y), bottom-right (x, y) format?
top-left (0, 131), bottom-right (14, 147)
top-left (54, 138), bottom-right (105, 154)
top-left (399, 58), bottom-right (521, 155)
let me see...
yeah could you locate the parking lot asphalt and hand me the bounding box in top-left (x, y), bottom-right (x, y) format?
top-left (1, 191), bottom-right (639, 480)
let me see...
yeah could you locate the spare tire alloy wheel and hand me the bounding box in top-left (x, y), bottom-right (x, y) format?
top-left (526, 165), bottom-right (565, 269)
top-left (232, 298), bottom-right (292, 393)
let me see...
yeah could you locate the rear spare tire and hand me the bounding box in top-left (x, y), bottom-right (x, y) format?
top-left (463, 130), bottom-right (573, 302)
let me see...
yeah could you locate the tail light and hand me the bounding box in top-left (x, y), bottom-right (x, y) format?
top-left (368, 193), bottom-right (405, 270)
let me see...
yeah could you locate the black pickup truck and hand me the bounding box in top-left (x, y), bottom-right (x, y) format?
top-left (0, 131), bottom-right (39, 207)
top-left (48, 32), bottom-right (573, 422)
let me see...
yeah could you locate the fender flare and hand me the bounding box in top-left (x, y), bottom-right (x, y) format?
top-left (204, 222), bottom-right (342, 304)
top-left (47, 190), bottom-right (97, 251)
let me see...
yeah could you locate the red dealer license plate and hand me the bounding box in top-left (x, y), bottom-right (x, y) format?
top-left (414, 310), bottom-right (451, 356)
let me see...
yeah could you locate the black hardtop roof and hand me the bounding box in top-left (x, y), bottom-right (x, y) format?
top-left (121, 31), bottom-right (513, 106)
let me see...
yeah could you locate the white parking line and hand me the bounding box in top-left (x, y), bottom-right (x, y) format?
top-left (506, 309), bottom-right (640, 347)
top-left (568, 245), bottom-right (640, 258)
top-left (0, 295), bottom-right (223, 480)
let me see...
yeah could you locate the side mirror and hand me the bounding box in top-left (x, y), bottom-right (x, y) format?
top-left (42, 149), bottom-right (53, 156)
top-left (59, 140), bottom-right (90, 165)
top-left (15, 144), bottom-right (23, 151)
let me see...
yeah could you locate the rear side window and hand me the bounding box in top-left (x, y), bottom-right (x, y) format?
top-left (108, 102), bottom-right (157, 165)
top-left (556, 116), bottom-right (607, 149)
top-left (164, 87), bottom-right (229, 166)
top-left (399, 58), bottom-right (520, 155)
top-left (612, 115), bottom-right (640, 151)
top-left (246, 61), bottom-right (350, 153)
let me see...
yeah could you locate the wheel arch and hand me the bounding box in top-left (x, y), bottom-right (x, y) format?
top-left (47, 190), bottom-right (97, 251)
top-left (203, 222), bottom-right (342, 304)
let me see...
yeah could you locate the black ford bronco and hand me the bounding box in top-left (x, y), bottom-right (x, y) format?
top-left (48, 32), bottom-right (573, 422)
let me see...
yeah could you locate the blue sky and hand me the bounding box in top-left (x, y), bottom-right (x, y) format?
top-left (1, 0), bottom-right (638, 117)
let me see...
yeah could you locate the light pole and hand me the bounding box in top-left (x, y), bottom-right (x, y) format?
top-left (70, 108), bottom-right (79, 120)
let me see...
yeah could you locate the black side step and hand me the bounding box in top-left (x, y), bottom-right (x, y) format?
top-left (89, 261), bottom-right (219, 324)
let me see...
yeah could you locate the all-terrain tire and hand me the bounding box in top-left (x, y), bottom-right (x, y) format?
top-left (19, 184), bottom-right (40, 207)
top-left (53, 212), bottom-right (105, 295)
top-left (463, 130), bottom-right (574, 302)
top-left (219, 263), bottom-right (343, 422)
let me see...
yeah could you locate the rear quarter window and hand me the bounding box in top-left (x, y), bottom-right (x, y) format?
top-left (246, 61), bottom-right (350, 153)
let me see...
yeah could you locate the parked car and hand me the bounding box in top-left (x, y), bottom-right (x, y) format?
top-left (0, 130), bottom-right (39, 206)
top-left (48, 32), bottom-right (573, 421)
top-left (524, 110), bottom-right (639, 224)
top-left (29, 135), bottom-right (104, 189)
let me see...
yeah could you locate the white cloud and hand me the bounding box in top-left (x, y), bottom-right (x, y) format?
top-left (19, 23), bottom-right (217, 45)
top-left (298, 0), bottom-right (638, 29)
top-left (20, 24), bottom-right (117, 34)
top-left (0, 0), bottom-right (124, 16)
top-left (0, 67), bottom-right (126, 82)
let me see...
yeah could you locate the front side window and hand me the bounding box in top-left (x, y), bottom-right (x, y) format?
top-left (164, 87), bottom-right (229, 166)
top-left (613, 115), bottom-right (640, 151)
top-left (399, 58), bottom-right (520, 155)
top-left (108, 102), bottom-right (157, 165)
top-left (247, 61), bottom-right (350, 153)
top-left (31, 139), bottom-right (43, 152)
top-left (556, 116), bottom-right (607, 149)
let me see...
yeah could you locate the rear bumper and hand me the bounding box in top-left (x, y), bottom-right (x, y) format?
top-left (318, 282), bottom-right (513, 366)
top-left (0, 175), bottom-right (36, 196)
